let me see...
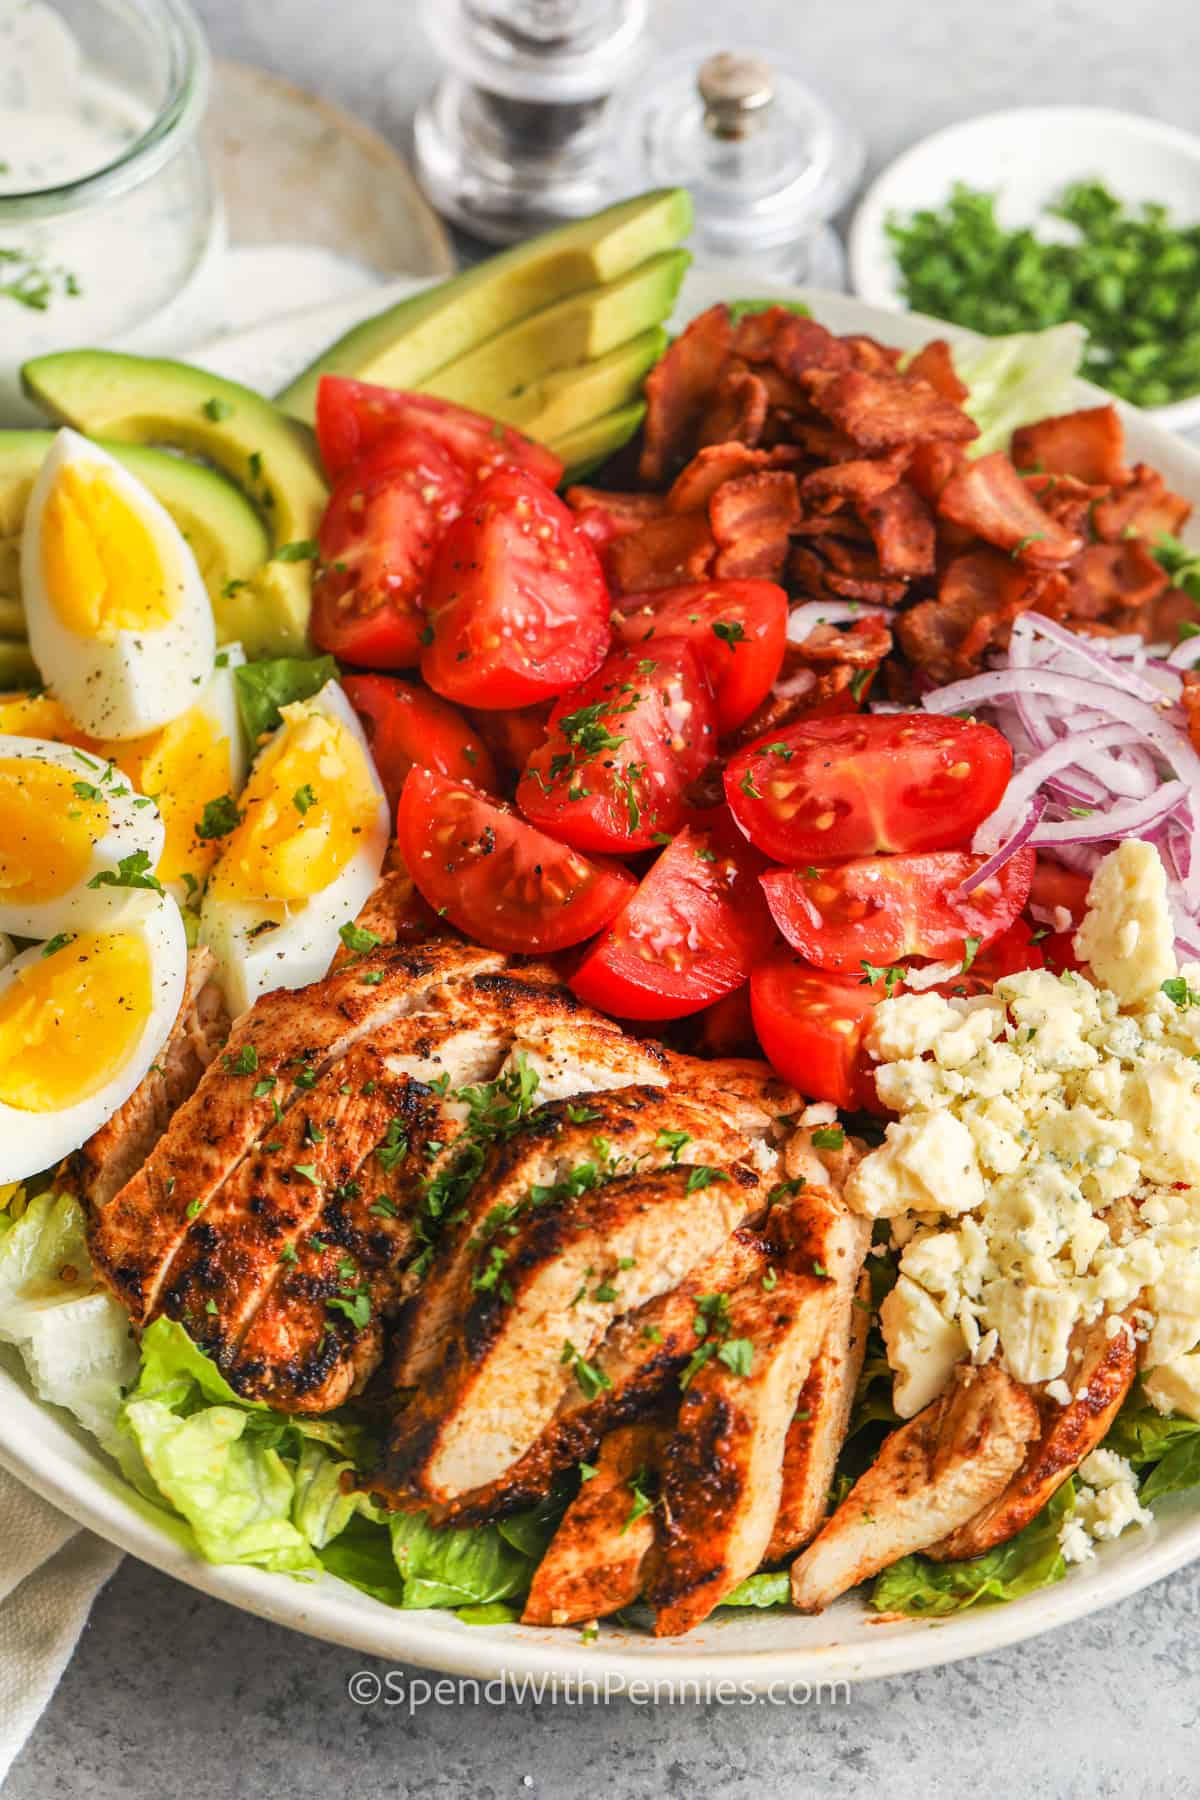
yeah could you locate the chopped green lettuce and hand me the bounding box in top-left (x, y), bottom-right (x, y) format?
top-left (870, 1481), bottom-right (1076, 1617)
top-left (234, 653), bottom-right (339, 743)
top-left (726, 299), bottom-right (812, 326)
top-left (1102, 1399), bottom-right (1200, 1504)
top-left (1150, 534), bottom-right (1200, 602)
top-left (721, 1571), bottom-right (791, 1609)
top-left (951, 322), bottom-right (1087, 458)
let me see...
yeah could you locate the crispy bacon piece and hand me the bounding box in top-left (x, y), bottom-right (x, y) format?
top-left (798, 456), bottom-right (909, 514)
top-left (897, 547), bottom-right (1052, 684)
top-left (1045, 540), bottom-right (1170, 624)
top-left (640, 304), bottom-right (735, 484)
top-left (607, 511), bottom-right (717, 595)
top-left (904, 338), bottom-right (969, 405)
top-left (566, 488), bottom-right (669, 578)
top-left (709, 470), bottom-right (801, 582)
top-left (801, 368), bottom-right (980, 451)
top-left (860, 481), bottom-right (936, 578)
top-left (668, 443), bottom-right (771, 513)
top-left (1011, 404), bottom-right (1127, 487)
top-left (790, 539), bottom-right (907, 607)
top-left (1023, 472), bottom-right (1108, 539)
top-left (907, 440), bottom-right (967, 506)
top-left (1091, 463), bottom-right (1192, 544)
top-left (697, 368), bottom-right (769, 450)
top-left (727, 620), bottom-right (891, 746)
top-left (842, 333), bottom-right (905, 375)
top-left (735, 309), bottom-right (853, 384)
top-left (938, 452), bottom-right (1085, 565)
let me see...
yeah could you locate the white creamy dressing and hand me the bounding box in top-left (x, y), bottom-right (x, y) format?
top-left (0, 1), bottom-right (212, 420)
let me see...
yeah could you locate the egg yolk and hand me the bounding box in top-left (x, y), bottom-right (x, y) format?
top-left (0, 930), bottom-right (152, 1111)
top-left (111, 707), bottom-right (233, 887)
top-left (0, 691), bottom-right (96, 748)
top-left (209, 708), bottom-right (378, 903)
top-left (41, 464), bottom-right (177, 641)
top-left (0, 757), bottom-right (108, 905)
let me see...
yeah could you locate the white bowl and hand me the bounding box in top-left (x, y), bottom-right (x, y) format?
top-left (849, 105), bottom-right (1200, 435)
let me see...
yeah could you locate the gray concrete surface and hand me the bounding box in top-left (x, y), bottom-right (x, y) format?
top-left (10, 1), bottom-right (1200, 1793)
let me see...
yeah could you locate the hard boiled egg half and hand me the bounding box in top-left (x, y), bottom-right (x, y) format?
top-left (0, 896), bottom-right (187, 1183)
top-left (21, 429), bottom-right (216, 739)
top-left (200, 680), bottom-right (389, 1014)
top-left (0, 644), bottom-right (247, 903)
top-left (0, 736), bottom-right (164, 938)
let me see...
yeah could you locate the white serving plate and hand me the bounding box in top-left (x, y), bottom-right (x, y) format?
top-left (3, 268), bottom-right (1200, 1687)
top-left (848, 107), bottom-right (1200, 435)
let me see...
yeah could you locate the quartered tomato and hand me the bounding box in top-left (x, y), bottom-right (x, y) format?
top-left (421, 470), bottom-right (611, 710)
top-left (395, 766), bottom-right (634, 954)
top-left (310, 432), bottom-right (468, 668)
top-left (761, 847), bottom-right (1035, 974)
top-left (316, 377), bottom-right (563, 488)
top-left (341, 674), bottom-right (497, 812)
top-left (750, 952), bottom-right (884, 1110)
top-left (970, 917), bottom-right (1045, 980)
top-left (611, 579), bottom-right (788, 735)
top-left (1029, 856), bottom-right (1092, 926)
top-left (516, 639), bottom-right (717, 854)
top-left (725, 713), bottom-right (1012, 864)
top-left (466, 701), bottom-right (553, 784)
top-left (569, 823), bottom-right (772, 1020)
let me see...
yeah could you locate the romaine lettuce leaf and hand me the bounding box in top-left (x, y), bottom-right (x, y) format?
top-left (1101, 1398), bottom-right (1200, 1503)
top-left (870, 1480), bottom-right (1075, 1618)
top-left (952, 323), bottom-right (1087, 458)
top-left (726, 299), bottom-right (812, 326)
top-left (390, 1511), bottom-right (534, 1611)
top-left (721, 1571), bottom-right (791, 1609)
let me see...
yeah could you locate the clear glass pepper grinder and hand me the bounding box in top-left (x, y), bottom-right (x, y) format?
top-left (413, 0), bottom-right (649, 244)
top-left (619, 47), bottom-right (865, 288)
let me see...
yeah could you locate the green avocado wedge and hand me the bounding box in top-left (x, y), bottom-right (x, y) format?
top-left (276, 188), bottom-right (693, 423)
top-left (0, 431), bottom-right (271, 650)
top-left (420, 250), bottom-right (689, 415)
top-left (552, 402), bottom-right (646, 482)
top-left (20, 351), bottom-right (327, 655)
top-left (490, 327), bottom-right (667, 442)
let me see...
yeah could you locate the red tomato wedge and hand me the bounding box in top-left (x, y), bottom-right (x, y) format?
top-left (395, 767), bottom-right (634, 954)
top-left (421, 470), bottom-right (612, 710)
top-left (970, 917), bottom-right (1045, 980)
top-left (466, 701), bottom-right (553, 783)
top-left (316, 377), bottom-right (563, 488)
top-left (750, 953), bottom-right (884, 1110)
top-left (1029, 856), bottom-right (1092, 925)
top-left (311, 433), bottom-right (468, 668)
top-left (569, 824), bottom-right (772, 1021)
top-left (761, 847), bottom-right (1035, 974)
top-left (341, 674), bottom-right (497, 812)
top-left (611, 579), bottom-right (788, 734)
top-left (517, 639), bottom-right (718, 854)
top-left (725, 713), bottom-right (1012, 863)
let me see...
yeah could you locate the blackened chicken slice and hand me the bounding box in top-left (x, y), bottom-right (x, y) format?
top-left (522, 1425), bottom-right (666, 1627)
top-left (928, 1309), bottom-right (1138, 1562)
top-left (789, 1363), bottom-right (1040, 1613)
top-left (67, 947), bottom-right (228, 1210)
top-left (646, 1188), bottom-right (863, 1636)
top-left (383, 1150), bottom-right (757, 1503)
top-left (87, 942), bottom-right (504, 1321)
top-left (391, 1086), bottom-right (740, 1389)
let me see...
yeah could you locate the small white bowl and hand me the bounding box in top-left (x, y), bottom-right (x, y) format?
top-left (849, 106), bottom-right (1200, 435)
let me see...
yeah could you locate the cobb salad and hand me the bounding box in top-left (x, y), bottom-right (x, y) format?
top-left (4, 192), bottom-right (1200, 1638)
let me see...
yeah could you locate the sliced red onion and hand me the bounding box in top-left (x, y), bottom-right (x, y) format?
top-left (1167, 634), bottom-right (1200, 671)
top-left (955, 796), bottom-right (1045, 898)
top-left (1009, 614), bottom-right (1175, 707)
top-left (1029, 779), bottom-right (1188, 846)
top-left (972, 721), bottom-right (1149, 853)
top-left (786, 600), bottom-right (894, 645)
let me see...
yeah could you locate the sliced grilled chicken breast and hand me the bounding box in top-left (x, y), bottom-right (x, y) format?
top-left (928, 1312), bottom-right (1138, 1562)
top-left (790, 1364), bottom-right (1040, 1613)
top-left (435, 1227), bottom-right (772, 1524)
top-left (87, 942), bottom-right (504, 1320)
top-left (522, 1425), bottom-right (665, 1627)
top-left (66, 947), bottom-right (229, 1210)
top-left (386, 1153), bottom-right (758, 1502)
top-left (647, 1187), bottom-right (864, 1636)
top-left (766, 1265), bottom-right (872, 1562)
top-left (391, 1086), bottom-right (745, 1389)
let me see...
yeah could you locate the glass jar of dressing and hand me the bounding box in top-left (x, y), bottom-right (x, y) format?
top-left (0, 0), bottom-right (221, 422)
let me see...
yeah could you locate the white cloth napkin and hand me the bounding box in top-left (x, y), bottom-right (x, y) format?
top-left (0, 1466), bottom-right (120, 1783)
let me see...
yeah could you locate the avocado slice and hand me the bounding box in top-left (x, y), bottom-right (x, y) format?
top-left (276, 188), bottom-right (693, 423)
top-left (0, 430), bottom-right (270, 647)
top-left (420, 251), bottom-right (688, 415)
top-left (552, 402), bottom-right (646, 483)
top-left (489, 328), bottom-right (666, 442)
top-left (20, 352), bottom-right (328, 654)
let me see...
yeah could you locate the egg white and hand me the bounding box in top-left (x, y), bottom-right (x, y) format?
top-left (200, 680), bottom-right (389, 1016)
top-left (0, 894), bottom-right (188, 1184)
top-left (0, 735), bottom-right (165, 938)
top-left (20, 429), bottom-right (216, 740)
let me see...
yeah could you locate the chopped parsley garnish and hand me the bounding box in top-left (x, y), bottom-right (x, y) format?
top-left (202, 396), bottom-right (233, 421)
top-left (87, 849), bottom-right (163, 894)
top-left (369, 1195), bottom-right (400, 1220)
top-left (560, 1339), bottom-right (613, 1400)
top-left (712, 619), bottom-right (747, 648)
top-left (277, 1242), bottom-right (299, 1266)
top-left (223, 1045), bottom-right (259, 1075)
top-left (291, 1162), bottom-right (321, 1185)
top-left (252, 1076), bottom-right (276, 1099)
top-left (41, 932), bottom-right (74, 958)
top-left (339, 920), bottom-right (381, 956)
top-left (655, 1128), bottom-right (692, 1162)
top-left (376, 1120), bottom-right (409, 1172)
top-left (860, 959), bottom-right (907, 996)
top-left (767, 1177), bottom-right (806, 1203)
top-left (566, 1102), bottom-right (602, 1124)
top-left (273, 539), bottom-right (318, 562)
top-left (685, 1165), bottom-right (728, 1193)
top-left (960, 934), bottom-right (982, 974)
top-left (292, 783), bottom-right (317, 815)
top-left (762, 1266), bottom-right (778, 1292)
top-left (738, 770), bottom-right (762, 799)
top-left (717, 1338), bottom-right (754, 1376)
top-left (327, 1288), bottom-right (371, 1329)
top-left (622, 1469), bottom-right (656, 1533)
top-left (195, 793), bottom-right (243, 840)
top-left (579, 1462), bottom-right (598, 1483)
top-left (1162, 976), bottom-right (1200, 1008)
top-left (811, 1126), bottom-right (845, 1150)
